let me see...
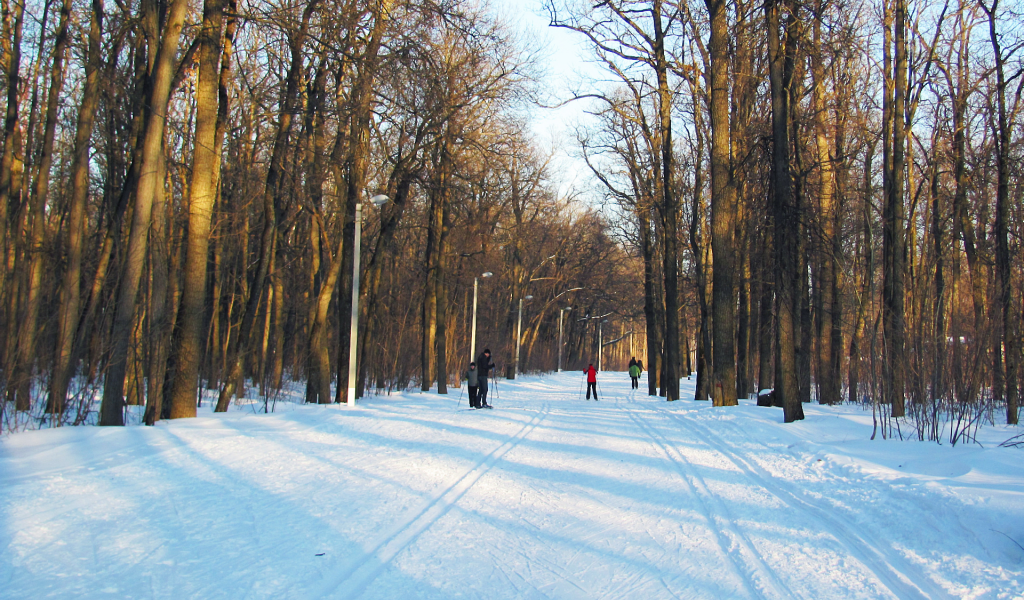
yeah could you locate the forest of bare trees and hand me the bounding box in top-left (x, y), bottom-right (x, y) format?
top-left (549, 0), bottom-right (1022, 437)
top-left (0, 0), bottom-right (1019, 441)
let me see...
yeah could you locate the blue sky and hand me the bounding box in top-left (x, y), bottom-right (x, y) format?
top-left (495, 0), bottom-right (601, 196)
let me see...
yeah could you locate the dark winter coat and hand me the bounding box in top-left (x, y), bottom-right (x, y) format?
top-left (477, 352), bottom-right (495, 382)
top-left (466, 367), bottom-right (479, 387)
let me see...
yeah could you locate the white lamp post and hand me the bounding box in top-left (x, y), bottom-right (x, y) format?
top-left (514, 295), bottom-right (533, 378)
top-left (470, 272), bottom-right (493, 363)
top-left (558, 307), bottom-right (572, 372)
top-left (347, 194), bottom-right (389, 406)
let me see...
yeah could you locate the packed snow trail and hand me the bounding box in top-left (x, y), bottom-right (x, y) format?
top-left (1, 373), bottom-right (1022, 599)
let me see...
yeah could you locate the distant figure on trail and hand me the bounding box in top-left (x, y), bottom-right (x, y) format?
top-left (628, 357), bottom-right (641, 389)
top-left (476, 349), bottom-right (495, 408)
top-left (465, 362), bottom-right (479, 408)
top-left (584, 363), bottom-right (598, 400)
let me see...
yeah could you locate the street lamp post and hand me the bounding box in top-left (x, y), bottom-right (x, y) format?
top-left (470, 272), bottom-right (493, 363)
top-left (347, 194), bottom-right (389, 406)
top-left (515, 295), bottom-right (533, 378)
top-left (558, 307), bottom-right (572, 372)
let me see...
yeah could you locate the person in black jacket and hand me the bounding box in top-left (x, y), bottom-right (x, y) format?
top-left (476, 349), bottom-right (495, 408)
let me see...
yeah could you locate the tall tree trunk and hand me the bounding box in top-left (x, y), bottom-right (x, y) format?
top-left (143, 147), bottom-right (171, 425)
top-left (828, 69), bottom-right (848, 408)
top-left (653, 0), bottom-right (679, 401)
top-left (928, 128), bottom-right (945, 411)
top-left (812, 6), bottom-right (840, 405)
top-left (757, 250), bottom-right (774, 392)
top-left (49, 0), bottom-right (103, 416)
top-left (168, 0), bottom-right (226, 419)
top-left (882, 0), bottom-right (908, 417)
top-left (849, 144), bottom-right (874, 404)
top-left (706, 0), bottom-right (737, 407)
top-left (99, 0), bottom-right (189, 425)
top-left (981, 0), bottom-right (1017, 424)
top-left (0, 0), bottom-right (25, 363)
top-left (433, 139), bottom-right (454, 394)
top-left (420, 136), bottom-right (447, 392)
top-left (640, 200), bottom-right (662, 397)
top-left (766, 0), bottom-right (803, 421)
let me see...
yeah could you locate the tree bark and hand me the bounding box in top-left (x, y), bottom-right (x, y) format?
top-left (654, 0), bottom-right (679, 401)
top-left (168, 0), bottom-right (226, 419)
top-left (882, 0), bottom-right (908, 417)
top-left (766, 0), bottom-right (803, 421)
top-left (0, 0), bottom-right (25, 365)
top-left (144, 146), bottom-right (171, 425)
top-left (981, 0), bottom-right (1017, 424)
top-left (49, 0), bottom-right (103, 416)
top-left (706, 0), bottom-right (737, 407)
top-left (99, 0), bottom-right (189, 425)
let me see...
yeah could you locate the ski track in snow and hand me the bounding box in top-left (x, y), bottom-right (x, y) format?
top-left (653, 401), bottom-right (946, 599)
top-left (1, 372), bottom-right (1022, 599)
top-left (315, 402), bottom-right (552, 599)
top-left (618, 390), bottom-right (794, 600)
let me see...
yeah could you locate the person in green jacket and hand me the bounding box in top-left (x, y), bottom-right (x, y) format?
top-left (628, 357), bottom-right (641, 389)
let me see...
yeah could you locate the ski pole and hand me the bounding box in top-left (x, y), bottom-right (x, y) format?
top-left (457, 382), bottom-right (465, 408)
top-left (493, 372), bottom-right (500, 401)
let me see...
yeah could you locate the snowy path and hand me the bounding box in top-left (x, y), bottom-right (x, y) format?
top-left (2, 373), bottom-right (1022, 599)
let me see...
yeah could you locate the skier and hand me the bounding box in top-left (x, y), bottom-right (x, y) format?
top-left (628, 357), bottom-right (641, 389)
top-left (583, 363), bottom-right (598, 400)
top-left (465, 362), bottom-right (479, 408)
top-left (476, 349), bottom-right (495, 408)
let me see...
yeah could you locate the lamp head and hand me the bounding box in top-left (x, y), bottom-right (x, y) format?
top-left (525, 295), bottom-right (534, 300)
top-left (369, 194), bottom-right (389, 206)
top-left (481, 272), bottom-right (493, 278)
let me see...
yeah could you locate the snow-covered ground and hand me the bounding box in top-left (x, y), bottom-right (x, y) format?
top-left (2, 372), bottom-right (1022, 599)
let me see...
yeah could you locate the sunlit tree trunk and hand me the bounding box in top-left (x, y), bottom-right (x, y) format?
top-left (99, 0), bottom-right (189, 425)
top-left (0, 0), bottom-right (25, 369)
top-left (168, 0), bottom-right (226, 419)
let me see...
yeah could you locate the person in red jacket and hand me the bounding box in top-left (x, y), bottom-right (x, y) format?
top-left (583, 363), bottom-right (598, 400)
